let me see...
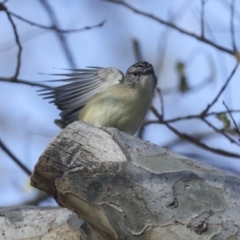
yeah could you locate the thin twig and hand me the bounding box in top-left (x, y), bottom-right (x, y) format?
top-left (201, 0), bottom-right (205, 38)
top-left (230, 0), bottom-right (237, 51)
top-left (23, 192), bottom-right (50, 206)
top-left (206, 110), bottom-right (240, 118)
top-left (155, 0), bottom-right (192, 75)
top-left (9, 11), bottom-right (106, 33)
top-left (5, 10), bottom-right (22, 79)
top-left (223, 101), bottom-right (240, 140)
top-left (150, 105), bottom-right (162, 120)
top-left (202, 118), bottom-right (240, 146)
top-left (163, 127), bottom-right (237, 149)
top-left (144, 109), bottom-right (240, 125)
top-left (0, 77), bottom-right (51, 88)
top-left (202, 62), bottom-right (239, 115)
top-left (0, 2), bottom-right (6, 10)
top-left (132, 39), bottom-right (143, 62)
top-left (137, 124), bottom-right (146, 139)
top-left (147, 102), bottom-right (240, 157)
top-left (163, 122), bottom-right (240, 158)
top-left (106, 0), bottom-right (234, 56)
top-left (0, 139), bottom-right (32, 176)
top-left (39, 0), bottom-right (76, 68)
top-left (156, 87), bottom-right (164, 119)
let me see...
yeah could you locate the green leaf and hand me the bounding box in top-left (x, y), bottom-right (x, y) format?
top-left (216, 113), bottom-right (231, 129)
top-left (176, 62), bottom-right (189, 92)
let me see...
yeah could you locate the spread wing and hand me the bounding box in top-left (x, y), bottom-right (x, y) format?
top-left (39, 67), bottom-right (124, 126)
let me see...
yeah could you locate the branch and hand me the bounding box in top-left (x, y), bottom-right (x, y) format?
top-left (230, 0), bottom-right (237, 51)
top-left (163, 122), bottom-right (240, 158)
top-left (146, 104), bottom-right (240, 158)
top-left (23, 191), bottom-right (50, 206)
top-left (9, 11), bottom-right (106, 33)
top-left (1, 0), bottom-right (105, 82)
top-left (4, 8), bottom-right (22, 79)
top-left (202, 62), bottom-right (239, 115)
top-left (132, 38), bottom-right (143, 62)
top-left (202, 118), bottom-right (240, 146)
top-left (39, 0), bottom-right (76, 68)
top-left (0, 77), bottom-right (50, 88)
top-left (223, 101), bottom-right (240, 141)
top-left (156, 87), bottom-right (165, 119)
top-left (201, 0), bottom-right (205, 38)
top-left (163, 128), bottom-right (237, 149)
top-left (137, 124), bottom-right (146, 139)
top-left (144, 109), bottom-right (240, 125)
top-left (106, 0), bottom-right (236, 56)
top-left (0, 139), bottom-right (32, 176)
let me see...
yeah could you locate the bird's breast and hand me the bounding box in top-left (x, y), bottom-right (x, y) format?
top-left (79, 84), bottom-right (152, 134)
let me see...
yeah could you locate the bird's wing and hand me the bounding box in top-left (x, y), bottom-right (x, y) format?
top-left (39, 67), bottom-right (124, 125)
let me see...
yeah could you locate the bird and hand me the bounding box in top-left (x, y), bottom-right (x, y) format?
top-left (39, 61), bottom-right (157, 135)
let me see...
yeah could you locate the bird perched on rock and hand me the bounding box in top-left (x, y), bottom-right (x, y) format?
top-left (40, 61), bottom-right (157, 135)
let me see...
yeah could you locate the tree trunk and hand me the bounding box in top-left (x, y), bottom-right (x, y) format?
top-left (30, 121), bottom-right (240, 240)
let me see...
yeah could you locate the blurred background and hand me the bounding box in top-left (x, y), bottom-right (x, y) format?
top-left (0, 0), bottom-right (239, 206)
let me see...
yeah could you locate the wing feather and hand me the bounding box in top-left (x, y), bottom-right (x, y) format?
top-left (40, 67), bottom-right (124, 126)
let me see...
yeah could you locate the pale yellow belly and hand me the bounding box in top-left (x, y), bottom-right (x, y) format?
top-left (79, 85), bottom-right (151, 134)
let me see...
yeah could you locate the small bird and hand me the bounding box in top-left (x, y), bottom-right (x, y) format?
top-left (40, 61), bottom-right (157, 135)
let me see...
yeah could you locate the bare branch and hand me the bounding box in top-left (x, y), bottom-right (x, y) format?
top-left (156, 87), bottom-right (165, 119)
top-left (5, 10), bottom-right (22, 79)
top-left (202, 62), bottom-right (239, 115)
top-left (23, 192), bottom-right (50, 206)
top-left (201, 0), bottom-right (205, 38)
top-left (9, 11), bottom-right (106, 33)
top-left (144, 109), bottom-right (240, 125)
top-left (230, 0), bottom-right (237, 51)
top-left (223, 101), bottom-right (240, 140)
top-left (0, 1), bottom-right (7, 10)
top-left (163, 122), bottom-right (240, 158)
top-left (0, 77), bottom-right (50, 88)
top-left (39, 0), bottom-right (76, 68)
top-left (202, 118), bottom-right (240, 146)
top-left (145, 102), bottom-right (240, 158)
top-left (163, 128), bottom-right (237, 149)
top-left (132, 38), bottom-right (143, 62)
top-left (150, 105), bottom-right (162, 121)
top-left (106, 0), bottom-right (235, 56)
top-left (137, 124), bottom-right (146, 139)
top-left (0, 139), bottom-right (32, 176)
